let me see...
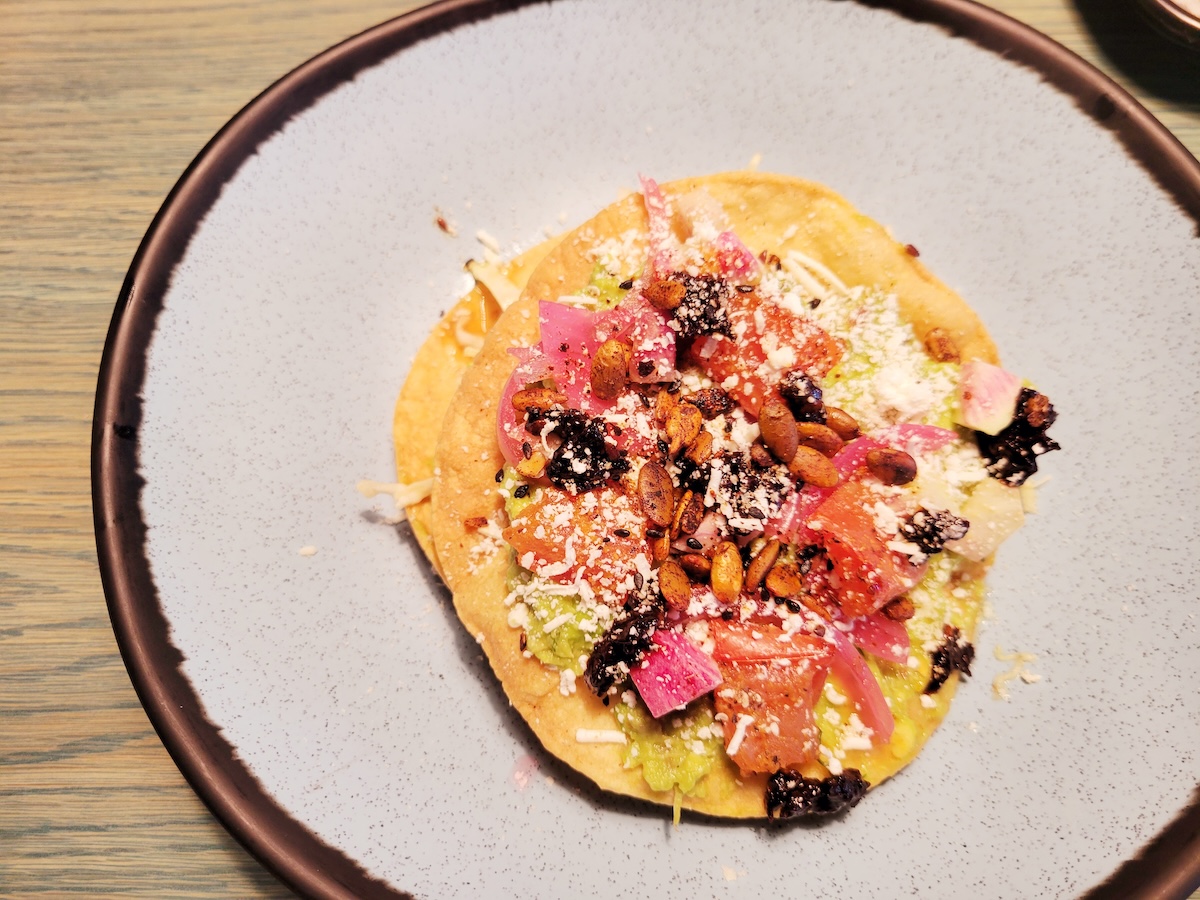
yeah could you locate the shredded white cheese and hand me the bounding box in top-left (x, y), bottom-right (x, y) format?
top-left (726, 714), bottom-right (754, 756)
top-left (575, 728), bottom-right (627, 744)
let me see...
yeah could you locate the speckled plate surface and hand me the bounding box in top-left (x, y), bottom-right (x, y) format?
top-left (93, 1), bottom-right (1200, 898)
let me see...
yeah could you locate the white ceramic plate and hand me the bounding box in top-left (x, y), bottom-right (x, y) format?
top-left (94, 1), bottom-right (1200, 897)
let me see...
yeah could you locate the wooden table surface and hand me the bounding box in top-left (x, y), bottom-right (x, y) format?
top-left (2, 1), bottom-right (1197, 897)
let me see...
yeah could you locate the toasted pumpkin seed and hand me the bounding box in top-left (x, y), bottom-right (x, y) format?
top-left (758, 399), bottom-right (798, 464)
top-left (666, 402), bottom-right (703, 457)
top-left (745, 539), bottom-right (781, 590)
top-left (679, 553), bottom-right (712, 580)
top-left (511, 387), bottom-right (567, 412)
top-left (824, 406), bottom-right (861, 441)
top-left (788, 445), bottom-right (839, 488)
top-left (764, 562), bottom-right (802, 598)
top-left (649, 530), bottom-right (672, 565)
top-left (685, 429), bottom-right (715, 466)
top-left (591, 339), bottom-right (632, 400)
top-left (710, 541), bottom-right (744, 604)
top-left (644, 279), bottom-right (685, 311)
top-left (675, 489), bottom-right (705, 537)
top-left (637, 460), bottom-right (674, 528)
top-left (795, 422), bottom-right (844, 458)
top-left (654, 387), bottom-right (679, 426)
top-left (865, 447), bottom-right (918, 485)
top-left (658, 558), bottom-right (692, 609)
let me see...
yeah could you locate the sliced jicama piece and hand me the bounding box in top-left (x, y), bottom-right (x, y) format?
top-left (956, 360), bottom-right (1022, 436)
top-left (945, 477), bottom-right (1025, 561)
top-left (631, 630), bottom-right (723, 719)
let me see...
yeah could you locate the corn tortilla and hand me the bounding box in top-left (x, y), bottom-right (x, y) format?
top-left (425, 171), bottom-right (1000, 817)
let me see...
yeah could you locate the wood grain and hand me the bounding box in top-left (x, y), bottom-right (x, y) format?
top-left (1, 1), bottom-right (1196, 897)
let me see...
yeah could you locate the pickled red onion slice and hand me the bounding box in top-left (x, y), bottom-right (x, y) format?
top-left (538, 300), bottom-right (601, 412)
top-left (639, 174), bottom-right (677, 278)
top-left (631, 630), bottom-right (723, 719)
top-left (844, 612), bottom-right (910, 665)
top-left (712, 230), bottom-right (760, 283)
top-left (826, 624), bottom-right (895, 742)
top-left (595, 295), bottom-right (676, 384)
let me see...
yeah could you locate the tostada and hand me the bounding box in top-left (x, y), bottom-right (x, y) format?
top-left (416, 171), bottom-right (1058, 819)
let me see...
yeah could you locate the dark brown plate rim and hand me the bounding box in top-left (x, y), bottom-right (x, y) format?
top-left (92, 1), bottom-right (1200, 897)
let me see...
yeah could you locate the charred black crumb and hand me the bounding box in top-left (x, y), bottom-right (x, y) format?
top-left (559, 342), bottom-right (570, 352)
top-left (637, 360), bottom-right (655, 377)
top-left (924, 625), bottom-right (975, 694)
top-left (533, 407), bottom-right (631, 494)
top-left (583, 592), bottom-right (666, 696)
top-left (899, 507), bottom-right (970, 562)
top-left (808, 298), bottom-right (821, 310)
top-left (666, 272), bottom-right (732, 340)
top-left (720, 608), bottom-right (736, 620)
top-left (689, 387), bottom-right (735, 420)
top-left (976, 388), bottom-right (1060, 486)
top-left (766, 769), bottom-right (869, 819)
top-left (717, 452), bottom-right (790, 534)
top-left (513, 484), bottom-right (530, 499)
top-left (778, 369), bottom-right (826, 424)
top-left (619, 278), bottom-right (634, 290)
top-left (495, 469), bottom-right (505, 483)
top-left (672, 455), bottom-right (712, 495)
